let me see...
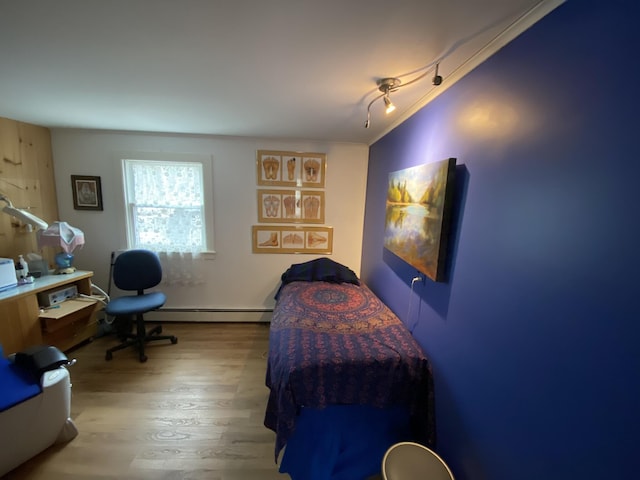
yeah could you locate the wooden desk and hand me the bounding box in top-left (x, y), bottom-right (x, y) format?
top-left (0, 271), bottom-right (100, 353)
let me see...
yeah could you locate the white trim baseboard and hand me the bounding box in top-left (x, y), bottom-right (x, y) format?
top-left (145, 309), bottom-right (273, 323)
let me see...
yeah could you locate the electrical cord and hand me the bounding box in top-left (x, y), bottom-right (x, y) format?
top-left (77, 282), bottom-right (110, 308)
top-left (407, 275), bottom-right (423, 333)
top-left (90, 282), bottom-right (110, 302)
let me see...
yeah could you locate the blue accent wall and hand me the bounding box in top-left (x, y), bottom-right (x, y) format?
top-left (360, 1), bottom-right (639, 478)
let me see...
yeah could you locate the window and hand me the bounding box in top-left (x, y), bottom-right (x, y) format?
top-left (122, 153), bottom-right (214, 254)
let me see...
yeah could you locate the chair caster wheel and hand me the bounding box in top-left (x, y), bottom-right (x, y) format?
top-left (171, 337), bottom-right (178, 344)
top-left (105, 352), bottom-right (113, 361)
top-left (139, 355), bottom-right (148, 363)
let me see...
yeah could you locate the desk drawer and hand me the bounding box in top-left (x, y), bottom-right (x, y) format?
top-left (42, 315), bottom-right (98, 352)
top-left (39, 298), bottom-right (97, 333)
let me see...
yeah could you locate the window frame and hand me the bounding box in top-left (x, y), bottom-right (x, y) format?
top-left (120, 151), bottom-right (215, 255)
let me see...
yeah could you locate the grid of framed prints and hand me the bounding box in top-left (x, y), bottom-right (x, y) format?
top-left (253, 150), bottom-right (332, 254)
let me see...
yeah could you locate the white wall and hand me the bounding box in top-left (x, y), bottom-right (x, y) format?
top-left (50, 129), bottom-right (369, 318)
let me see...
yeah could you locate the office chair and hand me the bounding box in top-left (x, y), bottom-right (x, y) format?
top-left (382, 442), bottom-right (455, 480)
top-left (105, 249), bottom-right (177, 362)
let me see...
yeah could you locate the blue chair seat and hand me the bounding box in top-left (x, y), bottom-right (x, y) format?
top-left (105, 291), bottom-right (166, 316)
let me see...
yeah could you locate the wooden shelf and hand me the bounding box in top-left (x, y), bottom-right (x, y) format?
top-left (40, 297), bottom-right (98, 332)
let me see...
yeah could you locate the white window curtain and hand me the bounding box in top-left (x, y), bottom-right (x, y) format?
top-left (123, 156), bottom-right (213, 287)
top-left (126, 160), bottom-right (205, 254)
top-left (158, 252), bottom-right (205, 287)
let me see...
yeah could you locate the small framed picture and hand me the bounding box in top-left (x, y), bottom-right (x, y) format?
top-left (71, 175), bottom-right (103, 211)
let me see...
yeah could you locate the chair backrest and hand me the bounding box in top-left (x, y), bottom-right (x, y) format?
top-left (112, 249), bottom-right (163, 293)
top-left (382, 442), bottom-right (454, 480)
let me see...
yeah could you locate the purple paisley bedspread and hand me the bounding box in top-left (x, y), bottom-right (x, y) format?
top-left (264, 280), bottom-right (435, 460)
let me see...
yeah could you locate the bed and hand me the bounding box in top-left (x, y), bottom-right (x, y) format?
top-left (264, 258), bottom-right (435, 480)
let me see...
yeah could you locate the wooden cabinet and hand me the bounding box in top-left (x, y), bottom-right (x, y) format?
top-left (0, 271), bottom-right (100, 353)
top-left (0, 298), bottom-right (42, 354)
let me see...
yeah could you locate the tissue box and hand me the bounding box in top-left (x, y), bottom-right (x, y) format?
top-left (0, 258), bottom-right (18, 292)
top-left (27, 259), bottom-right (49, 278)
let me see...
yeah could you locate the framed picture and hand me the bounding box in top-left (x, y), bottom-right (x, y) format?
top-left (256, 150), bottom-right (326, 188)
top-left (257, 189), bottom-right (325, 224)
top-left (300, 154), bottom-right (326, 188)
top-left (71, 175), bottom-right (103, 211)
top-left (384, 158), bottom-right (456, 281)
top-left (252, 225), bottom-right (333, 254)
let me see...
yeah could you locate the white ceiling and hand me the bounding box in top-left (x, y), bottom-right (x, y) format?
top-left (0, 1), bottom-right (563, 145)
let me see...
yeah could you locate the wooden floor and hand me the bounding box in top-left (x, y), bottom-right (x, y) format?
top-left (3, 322), bottom-right (290, 480)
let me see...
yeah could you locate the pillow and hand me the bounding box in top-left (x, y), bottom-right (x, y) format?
top-left (275, 258), bottom-right (360, 299)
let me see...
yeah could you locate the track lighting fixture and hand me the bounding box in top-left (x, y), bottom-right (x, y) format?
top-left (364, 77), bottom-right (401, 128)
top-left (364, 62), bottom-right (443, 129)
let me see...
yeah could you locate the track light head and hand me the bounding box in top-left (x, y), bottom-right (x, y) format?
top-left (379, 78), bottom-right (400, 114)
top-left (363, 77), bottom-right (401, 129)
top-left (383, 95), bottom-right (396, 114)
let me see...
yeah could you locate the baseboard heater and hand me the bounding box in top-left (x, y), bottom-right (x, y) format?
top-left (144, 308), bottom-right (274, 323)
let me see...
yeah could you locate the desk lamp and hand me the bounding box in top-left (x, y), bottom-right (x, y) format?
top-left (37, 221), bottom-right (85, 274)
top-left (0, 194), bottom-right (49, 230)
